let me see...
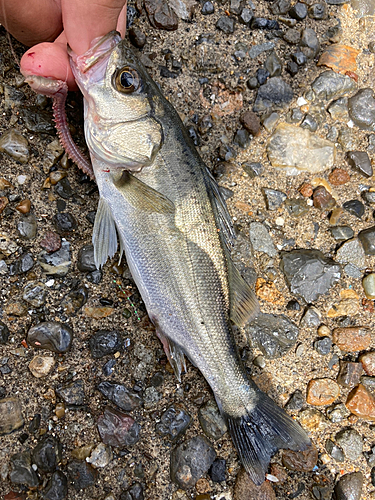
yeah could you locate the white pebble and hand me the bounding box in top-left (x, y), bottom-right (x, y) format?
top-left (275, 216), bottom-right (284, 226)
top-left (297, 96), bottom-right (307, 106)
top-left (347, 120), bottom-right (354, 128)
top-left (17, 175), bottom-right (27, 185)
top-left (45, 279), bottom-right (55, 287)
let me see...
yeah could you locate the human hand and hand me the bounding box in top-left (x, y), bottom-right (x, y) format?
top-left (0, 0), bottom-right (127, 90)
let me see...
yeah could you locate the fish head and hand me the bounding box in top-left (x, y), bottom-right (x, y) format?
top-left (69, 31), bottom-right (163, 172)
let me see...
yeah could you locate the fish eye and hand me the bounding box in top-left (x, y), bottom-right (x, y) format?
top-left (115, 67), bottom-right (140, 93)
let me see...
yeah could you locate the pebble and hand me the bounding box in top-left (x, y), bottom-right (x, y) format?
top-left (360, 352), bottom-right (375, 375)
top-left (198, 401), bottom-right (227, 440)
top-left (309, 2), bottom-right (327, 19)
top-left (265, 52), bottom-right (282, 77)
top-left (329, 226), bottom-right (354, 242)
top-left (216, 16), bottom-right (235, 34)
top-left (52, 212), bottom-right (77, 234)
top-left (327, 97), bottom-right (349, 121)
top-left (314, 337), bottom-right (332, 356)
top-left (233, 467), bottom-right (276, 499)
top-left (120, 482), bottom-right (144, 500)
top-left (301, 307), bottom-right (321, 327)
top-left (28, 356), bottom-right (54, 378)
top-left (327, 403), bottom-right (350, 422)
top-left (335, 428), bottom-right (363, 460)
top-left (0, 232), bottom-right (18, 256)
top-left (240, 111), bottom-right (260, 136)
top-left (251, 17), bottom-right (279, 29)
top-left (335, 238), bottom-right (366, 270)
top-left (337, 362), bottom-right (362, 389)
top-left (40, 231), bottom-right (61, 253)
top-left (282, 446), bottom-right (318, 471)
top-left (89, 330), bottom-right (122, 358)
top-left (363, 274), bottom-right (375, 299)
top-left (201, 1), bottom-right (214, 14)
top-left (342, 200), bottom-right (365, 219)
top-left (0, 129), bottom-right (29, 163)
top-left (249, 222), bottom-right (277, 257)
top-left (300, 28), bottom-right (320, 58)
top-left (333, 327), bottom-right (371, 352)
top-left (43, 139), bottom-right (64, 170)
top-left (248, 42), bottom-right (274, 59)
top-left (301, 113), bottom-right (318, 132)
top-left (38, 239), bottom-right (72, 276)
top-left (329, 168), bottom-right (350, 186)
top-left (32, 434), bottom-right (62, 472)
top-left (289, 2), bottom-right (307, 19)
top-left (209, 458), bottom-right (226, 483)
top-left (233, 129), bottom-right (250, 148)
top-left (170, 435), bottom-right (216, 489)
top-left (280, 249), bottom-right (341, 302)
top-left (246, 312), bottom-right (299, 358)
top-left (86, 443), bottom-right (113, 468)
top-left (77, 244), bottom-right (96, 272)
top-left (334, 472), bottom-right (363, 500)
top-left (311, 70), bottom-right (357, 101)
top-left (346, 383), bottom-right (375, 420)
top-left (23, 282), bottom-right (47, 307)
top-left (262, 112), bottom-right (280, 133)
top-left (15, 199), bottom-right (31, 214)
top-left (346, 151), bottom-right (373, 177)
top-left (283, 28), bottom-right (301, 45)
top-left (313, 185), bottom-right (336, 210)
top-left (285, 389), bottom-right (305, 410)
top-left (325, 439), bottom-right (345, 462)
top-left (42, 470), bottom-right (68, 500)
top-left (0, 321), bottom-right (10, 344)
top-left (21, 107), bottom-right (54, 134)
top-left (97, 407), bottom-right (141, 446)
top-left (306, 378), bottom-right (340, 406)
top-left (56, 379), bottom-right (85, 405)
top-left (0, 398), bottom-right (24, 435)
top-left (67, 460), bottom-right (98, 490)
top-left (144, 0), bottom-right (178, 30)
top-left (362, 190), bottom-right (375, 205)
top-left (348, 88), bottom-right (375, 131)
top-left (128, 26), bottom-right (146, 48)
top-left (267, 123), bottom-right (335, 173)
top-left (9, 252), bottom-right (34, 275)
top-left (262, 188), bottom-right (287, 210)
top-left (27, 321), bottom-right (73, 353)
top-left (253, 78), bottom-right (293, 113)
top-left (239, 7), bottom-right (253, 24)
top-left (98, 381), bottom-right (143, 411)
top-left (156, 404), bottom-right (192, 440)
top-left (358, 225), bottom-right (375, 255)
top-left (9, 451), bottom-right (39, 488)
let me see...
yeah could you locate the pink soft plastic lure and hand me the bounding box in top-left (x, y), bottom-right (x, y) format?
top-left (25, 75), bottom-right (95, 180)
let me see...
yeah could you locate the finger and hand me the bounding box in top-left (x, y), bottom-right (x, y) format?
top-left (20, 32), bottom-right (78, 91)
top-left (62, 0), bottom-right (127, 55)
top-left (0, 0), bottom-right (62, 46)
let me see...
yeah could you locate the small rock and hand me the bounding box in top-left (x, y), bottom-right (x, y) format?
top-left (29, 356), bottom-right (54, 378)
top-left (346, 151), bottom-right (373, 177)
top-left (327, 97), bottom-right (349, 121)
top-left (337, 362), bottom-right (362, 388)
top-left (267, 123), bottom-right (335, 173)
top-left (0, 398), bottom-right (24, 435)
top-left (285, 390), bottom-right (305, 410)
top-left (120, 482), bottom-right (144, 500)
top-left (280, 249), bottom-right (341, 303)
top-left (98, 381), bottom-right (143, 411)
top-left (359, 352), bottom-right (375, 376)
top-left (67, 460), bottom-right (98, 490)
top-left (265, 52), bottom-right (282, 77)
top-left (170, 435), bottom-right (216, 489)
top-left (9, 252), bottom-right (34, 275)
top-left (15, 199), bottom-right (31, 214)
top-left (240, 111), bottom-right (260, 136)
top-left (144, 0), bottom-right (178, 30)
top-left (246, 313), bottom-right (299, 358)
top-left (335, 238), bottom-right (366, 270)
top-left (262, 112), bottom-right (280, 133)
top-left (21, 107), bottom-right (54, 134)
top-left (348, 88), bottom-right (375, 131)
top-left (53, 212), bottom-right (77, 234)
top-left (56, 380), bottom-right (85, 405)
top-left (306, 379), bottom-right (340, 406)
top-left (301, 307), bottom-right (321, 327)
top-left (325, 440), bottom-right (345, 462)
top-left (9, 451), bottom-right (39, 488)
top-left (97, 407), bottom-right (141, 447)
top-left (332, 327), bottom-right (371, 352)
top-left (239, 7), bottom-right (253, 24)
top-left (282, 446), bottom-right (318, 471)
top-left (201, 1), bottom-right (214, 14)
top-left (38, 239), bottom-right (71, 276)
top-left (299, 408), bottom-right (326, 431)
top-left (89, 330), bottom-right (122, 358)
top-left (32, 435), bottom-right (62, 472)
top-left (300, 28), bottom-right (320, 58)
top-left (27, 322), bottom-right (73, 353)
top-left (216, 16), bottom-right (235, 34)
top-left (128, 27), bottom-right (146, 49)
top-left (198, 401), bottom-right (227, 440)
top-left (253, 77), bottom-right (293, 113)
top-left (283, 28), bottom-right (301, 45)
top-left (249, 222), bottom-right (277, 257)
top-left (346, 384), bottom-right (375, 421)
top-left (248, 42), bottom-right (275, 59)
top-left (86, 443), bottom-right (113, 468)
top-left (251, 18), bottom-right (279, 29)
top-left (233, 467), bottom-right (276, 499)
top-left (335, 428), bottom-right (363, 460)
top-left (313, 185), bottom-right (335, 210)
top-left (0, 321), bottom-right (10, 344)
top-left (334, 472), bottom-right (363, 500)
top-left (311, 70), bottom-right (357, 101)
top-left (233, 129), bottom-right (250, 148)
top-left (23, 282), bottom-right (47, 307)
top-left (42, 470), bottom-right (68, 500)
top-left (209, 458), bottom-right (226, 482)
top-left (308, 2), bottom-right (327, 19)
top-left (262, 188), bottom-right (287, 210)
top-left (77, 245), bottom-right (96, 272)
top-left (314, 337), bottom-right (332, 356)
top-left (327, 403), bottom-right (350, 423)
top-left (155, 404), bottom-right (191, 441)
top-left (330, 226), bottom-right (354, 242)
top-left (0, 129), bottom-right (29, 163)
top-left (358, 225), bottom-right (375, 255)
top-left (40, 232), bottom-right (61, 253)
top-left (289, 2), bottom-right (307, 19)
top-left (329, 168), bottom-right (350, 186)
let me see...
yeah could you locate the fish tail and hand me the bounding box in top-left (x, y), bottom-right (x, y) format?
top-left (224, 391), bottom-right (311, 485)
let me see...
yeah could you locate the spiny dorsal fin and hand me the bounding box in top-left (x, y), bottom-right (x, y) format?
top-left (227, 254), bottom-right (259, 327)
top-left (114, 171), bottom-right (175, 214)
top-left (93, 197), bottom-right (118, 269)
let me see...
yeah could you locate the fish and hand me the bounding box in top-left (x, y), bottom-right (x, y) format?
top-left (28, 31), bottom-right (311, 485)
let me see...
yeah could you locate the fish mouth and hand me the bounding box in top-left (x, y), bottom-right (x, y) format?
top-left (69, 30), bottom-right (121, 81)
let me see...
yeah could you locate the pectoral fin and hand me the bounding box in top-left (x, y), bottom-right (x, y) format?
top-left (227, 255), bottom-right (259, 327)
top-left (93, 197), bottom-right (118, 269)
top-left (114, 171), bottom-right (175, 214)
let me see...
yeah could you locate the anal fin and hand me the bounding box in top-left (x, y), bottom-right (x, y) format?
top-left (93, 197), bottom-right (118, 269)
top-left (156, 330), bottom-right (186, 382)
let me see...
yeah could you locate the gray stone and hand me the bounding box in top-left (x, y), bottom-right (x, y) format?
top-left (314, 336), bottom-right (332, 355)
top-left (89, 330), bottom-right (122, 358)
top-left (336, 429), bottom-right (363, 460)
top-left (280, 249), bottom-right (341, 303)
top-left (327, 403), bottom-right (350, 423)
top-left (156, 405), bottom-right (192, 440)
top-left (98, 381), bottom-right (143, 411)
top-left (144, 386), bottom-right (161, 408)
top-left (348, 88), bottom-right (375, 131)
top-left (198, 401), bottom-right (227, 440)
top-left (262, 112), bottom-right (280, 132)
top-left (344, 263), bottom-right (362, 278)
top-left (38, 239), bottom-right (72, 276)
top-left (249, 222), bottom-right (277, 257)
top-left (301, 307), bottom-right (321, 327)
top-left (42, 470), bottom-right (68, 500)
top-left (329, 226), bottom-right (354, 242)
top-left (327, 97), bottom-right (349, 121)
top-left (56, 380), bottom-right (85, 405)
top-left (336, 238), bottom-right (366, 270)
top-left (32, 435), bottom-right (62, 473)
top-left (343, 199), bottom-right (365, 218)
top-left (358, 226), bottom-right (375, 255)
top-left (17, 213), bottom-right (37, 240)
top-left (0, 129), bottom-right (29, 163)
top-left (308, 2), bottom-right (327, 19)
top-left (300, 28), bottom-right (320, 58)
top-left (216, 16), bottom-right (235, 33)
top-left (334, 472), bottom-right (363, 500)
top-left (346, 151), bottom-right (373, 177)
top-left (23, 282), bottom-right (47, 307)
top-left (253, 77), bottom-right (293, 113)
top-left (28, 322), bottom-right (73, 353)
top-left (326, 440), bottom-right (345, 462)
top-left (246, 312), bottom-right (299, 358)
top-left (170, 435), bottom-right (216, 489)
top-left (311, 71), bottom-right (357, 101)
top-left (285, 390), bottom-right (305, 410)
top-left (262, 188), bottom-right (287, 210)
top-left (86, 443), bottom-right (113, 468)
top-left (265, 52), bottom-right (282, 77)
top-left (9, 451), bottom-right (39, 487)
top-left (248, 42), bottom-right (274, 59)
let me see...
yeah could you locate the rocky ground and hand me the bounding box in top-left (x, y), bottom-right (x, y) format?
top-left (0, 0), bottom-right (375, 498)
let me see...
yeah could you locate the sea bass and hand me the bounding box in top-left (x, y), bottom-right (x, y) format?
top-left (30, 31), bottom-right (311, 484)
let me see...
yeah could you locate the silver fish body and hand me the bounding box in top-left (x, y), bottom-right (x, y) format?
top-left (70, 32), bottom-right (310, 484)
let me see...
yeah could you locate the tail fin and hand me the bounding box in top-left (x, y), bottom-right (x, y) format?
top-left (225, 392), bottom-right (311, 485)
